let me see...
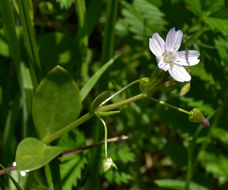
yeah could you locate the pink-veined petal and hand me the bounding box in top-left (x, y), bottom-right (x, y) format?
top-left (165, 28), bottom-right (183, 52)
top-left (168, 65), bottom-right (191, 82)
top-left (175, 50), bottom-right (200, 66)
top-left (149, 33), bottom-right (165, 56)
top-left (156, 56), bottom-right (169, 71)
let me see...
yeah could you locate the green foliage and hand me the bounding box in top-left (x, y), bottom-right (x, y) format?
top-left (0, 163), bottom-right (23, 190)
top-left (154, 179), bottom-right (208, 190)
top-left (15, 137), bottom-right (65, 171)
top-left (39, 32), bottom-right (78, 72)
top-left (60, 154), bottom-right (87, 190)
top-left (56, 0), bottom-right (74, 9)
top-left (181, 97), bottom-right (214, 116)
top-left (104, 143), bottom-right (135, 185)
top-left (33, 66), bottom-right (81, 140)
top-left (80, 55), bottom-right (119, 101)
top-left (0, 29), bottom-right (9, 57)
top-left (116, 0), bottom-right (167, 40)
top-left (198, 151), bottom-right (228, 185)
top-left (1, 0), bottom-right (228, 189)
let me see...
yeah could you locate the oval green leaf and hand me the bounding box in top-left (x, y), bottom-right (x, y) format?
top-left (33, 66), bottom-right (81, 140)
top-left (16, 137), bottom-right (65, 171)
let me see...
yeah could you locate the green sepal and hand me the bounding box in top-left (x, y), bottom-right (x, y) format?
top-left (189, 108), bottom-right (205, 123)
top-left (102, 158), bottom-right (118, 173)
top-left (180, 82), bottom-right (191, 97)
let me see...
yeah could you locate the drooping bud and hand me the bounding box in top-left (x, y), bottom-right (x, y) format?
top-left (102, 158), bottom-right (117, 173)
top-left (179, 82), bottom-right (191, 97)
top-left (201, 118), bottom-right (210, 127)
top-left (189, 108), bottom-right (210, 127)
top-left (189, 108), bottom-right (204, 122)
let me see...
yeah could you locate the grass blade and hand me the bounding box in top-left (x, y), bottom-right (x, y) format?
top-left (0, 163), bottom-right (23, 190)
top-left (80, 54), bottom-right (120, 101)
top-left (17, 0), bottom-right (41, 87)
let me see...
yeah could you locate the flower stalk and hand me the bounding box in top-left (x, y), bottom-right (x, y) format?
top-left (98, 116), bottom-right (108, 159)
top-left (147, 96), bottom-right (191, 115)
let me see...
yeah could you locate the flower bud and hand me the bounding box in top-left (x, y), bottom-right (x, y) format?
top-left (179, 83), bottom-right (191, 97)
top-left (201, 118), bottom-right (210, 127)
top-left (189, 108), bottom-right (209, 127)
top-left (102, 158), bottom-right (117, 173)
top-left (139, 77), bottom-right (151, 93)
top-left (189, 108), bottom-right (205, 123)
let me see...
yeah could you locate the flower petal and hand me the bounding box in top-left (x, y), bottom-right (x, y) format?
top-left (165, 28), bottom-right (183, 52)
top-left (168, 65), bottom-right (191, 82)
top-left (156, 56), bottom-right (169, 71)
top-left (175, 50), bottom-right (200, 66)
top-left (149, 33), bottom-right (165, 56)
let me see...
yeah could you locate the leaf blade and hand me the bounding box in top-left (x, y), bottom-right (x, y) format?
top-left (33, 66), bottom-right (81, 140)
top-left (80, 54), bottom-right (120, 101)
top-left (16, 137), bottom-right (65, 171)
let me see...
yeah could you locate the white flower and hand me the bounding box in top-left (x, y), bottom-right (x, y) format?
top-left (149, 28), bottom-right (200, 82)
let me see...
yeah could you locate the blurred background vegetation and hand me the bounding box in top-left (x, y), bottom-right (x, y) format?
top-left (0, 0), bottom-right (228, 189)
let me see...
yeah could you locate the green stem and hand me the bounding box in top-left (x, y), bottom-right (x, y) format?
top-left (147, 96), bottom-right (191, 115)
top-left (0, 0), bottom-right (32, 138)
top-left (42, 112), bottom-right (94, 144)
top-left (98, 94), bottom-right (146, 112)
top-left (43, 93), bottom-right (145, 144)
top-left (185, 109), bottom-right (218, 190)
top-left (98, 117), bottom-right (108, 159)
top-left (100, 79), bottom-right (143, 107)
top-left (185, 25), bottom-right (208, 48)
top-left (185, 147), bottom-right (193, 190)
top-left (0, 163), bottom-right (23, 190)
top-left (75, 0), bottom-right (88, 49)
top-left (101, 0), bottom-right (118, 64)
top-left (185, 125), bottom-right (202, 190)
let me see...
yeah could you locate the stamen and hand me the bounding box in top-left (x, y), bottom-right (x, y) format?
top-left (163, 51), bottom-right (175, 66)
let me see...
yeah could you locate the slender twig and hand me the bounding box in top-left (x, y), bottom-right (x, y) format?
top-left (62, 135), bottom-right (128, 157)
top-left (0, 166), bottom-right (17, 176)
top-left (0, 135), bottom-right (128, 176)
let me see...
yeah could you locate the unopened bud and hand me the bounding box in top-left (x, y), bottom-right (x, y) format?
top-left (189, 108), bottom-right (209, 127)
top-left (139, 78), bottom-right (151, 93)
top-left (201, 118), bottom-right (210, 127)
top-left (189, 108), bottom-right (205, 123)
top-left (102, 158), bottom-right (117, 173)
top-left (180, 83), bottom-right (191, 97)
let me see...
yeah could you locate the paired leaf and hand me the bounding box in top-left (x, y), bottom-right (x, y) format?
top-left (16, 137), bottom-right (65, 171)
top-left (33, 66), bottom-right (81, 140)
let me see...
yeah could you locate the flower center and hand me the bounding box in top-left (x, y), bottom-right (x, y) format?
top-left (162, 51), bottom-right (176, 67)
